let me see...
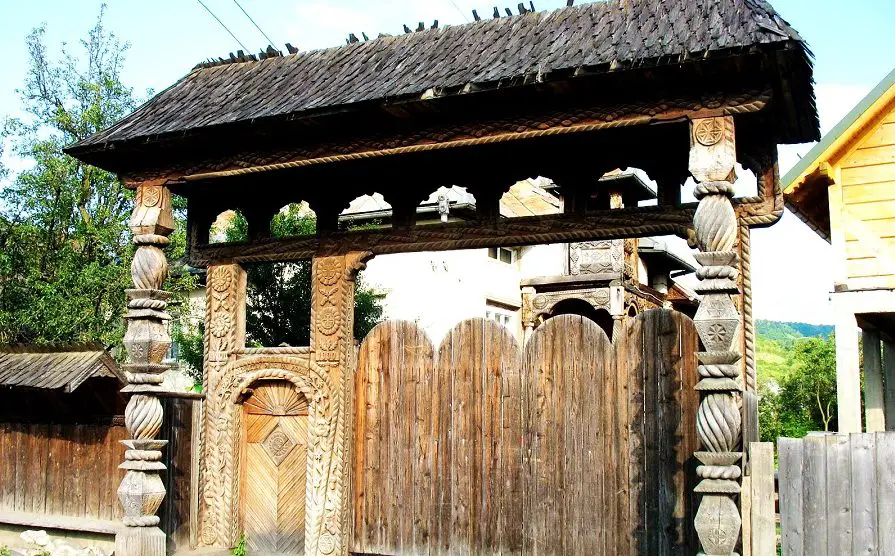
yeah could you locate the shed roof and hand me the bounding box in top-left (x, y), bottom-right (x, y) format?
top-left (68, 0), bottom-right (815, 156)
top-left (783, 65), bottom-right (895, 240)
top-left (0, 345), bottom-right (125, 393)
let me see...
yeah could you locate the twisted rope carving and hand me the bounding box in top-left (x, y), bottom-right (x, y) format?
top-left (124, 395), bottom-right (163, 440)
top-left (739, 223), bottom-right (756, 392)
top-left (131, 246), bottom-right (168, 289)
top-left (123, 516), bottom-right (161, 527)
top-left (696, 265), bottom-right (739, 280)
top-left (697, 465), bottom-right (742, 479)
top-left (693, 195), bottom-right (737, 252)
top-left (693, 181), bottom-right (736, 199)
top-left (696, 393), bottom-right (741, 453)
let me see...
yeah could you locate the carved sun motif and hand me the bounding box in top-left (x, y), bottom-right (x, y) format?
top-left (694, 118), bottom-right (724, 146)
top-left (210, 314), bottom-right (232, 338)
top-left (141, 186), bottom-right (161, 207)
top-left (317, 259), bottom-right (341, 286)
top-left (532, 295), bottom-right (548, 310)
top-left (211, 267), bottom-right (233, 292)
top-left (261, 425), bottom-right (296, 466)
top-left (317, 307), bottom-right (341, 335)
top-left (704, 323), bottom-right (728, 345)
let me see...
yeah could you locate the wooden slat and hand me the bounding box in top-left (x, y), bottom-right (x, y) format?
top-left (778, 437), bottom-right (804, 556)
top-left (843, 181), bottom-right (895, 205)
top-left (750, 442), bottom-right (776, 556)
top-left (857, 121), bottom-right (895, 150)
top-left (825, 434), bottom-right (853, 553)
top-left (842, 162), bottom-right (895, 186)
top-left (84, 426), bottom-right (101, 519)
top-left (877, 432), bottom-right (895, 555)
top-left (802, 436), bottom-right (827, 555)
top-left (0, 423), bottom-right (12, 510)
top-left (624, 315), bottom-right (646, 555)
top-left (14, 424), bottom-right (27, 512)
top-left (850, 433), bottom-right (878, 555)
top-left (841, 143), bottom-right (895, 169)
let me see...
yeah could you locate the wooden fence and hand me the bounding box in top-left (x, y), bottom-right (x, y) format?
top-left (352, 310), bottom-right (699, 555)
top-left (778, 433), bottom-right (895, 555)
top-left (0, 397), bottom-right (198, 550)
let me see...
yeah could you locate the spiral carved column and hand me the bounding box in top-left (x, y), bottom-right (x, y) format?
top-left (689, 116), bottom-right (743, 556)
top-left (116, 184), bottom-right (175, 556)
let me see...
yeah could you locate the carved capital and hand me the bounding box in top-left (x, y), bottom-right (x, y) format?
top-left (689, 116), bottom-right (736, 183)
top-left (130, 184), bottom-right (175, 236)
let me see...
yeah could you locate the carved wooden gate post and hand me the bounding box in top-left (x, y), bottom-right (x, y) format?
top-left (116, 183), bottom-right (175, 556)
top-left (309, 252), bottom-right (371, 556)
top-left (688, 116), bottom-right (744, 555)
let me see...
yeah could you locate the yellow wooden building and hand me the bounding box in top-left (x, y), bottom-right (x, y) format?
top-left (785, 66), bottom-right (895, 433)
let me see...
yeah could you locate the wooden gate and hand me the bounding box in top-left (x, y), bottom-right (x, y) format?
top-left (242, 381), bottom-right (309, 555)
top-left (352, 309), bottom-right (699, 555)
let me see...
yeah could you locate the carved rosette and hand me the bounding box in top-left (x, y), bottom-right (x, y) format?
top-left (689, 117), bottom-right (743, 555)
top-left (116, 184), bottom-right (174, 556)
top-left (309, 253), bottom-right (371, 556)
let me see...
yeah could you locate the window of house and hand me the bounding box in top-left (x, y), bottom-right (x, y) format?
top-left (488, 246), bottom-right (517, 264)
top-left (485, 301), bottom-right (517, 329)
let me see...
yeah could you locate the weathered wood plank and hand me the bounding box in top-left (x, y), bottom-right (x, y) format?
top-left (14, 424), bottom-right (27, 513)
top-left (0, 423), bottom-right (12, 510)
top-left (778, 437), bottom-right (804, 556)
top-left (877, 432), bottom-right (895, 555)
top-left (825, 434), bottom-right (852, 553)
top-left (750, 442), bottom-right (776, 556)
top-left (850, 433), bottom-right (878, 555)
top-left (802, 436), bottom-right (827, 555)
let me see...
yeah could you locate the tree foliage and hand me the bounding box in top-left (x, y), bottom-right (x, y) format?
top-left (0, 8), bottom-right (194, 349)
top-left (759, 335), bottom-right (838, 441)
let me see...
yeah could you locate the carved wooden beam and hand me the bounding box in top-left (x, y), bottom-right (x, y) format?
top-left (189, 206), bottom-right (696, 266)
top-left (689, 116), bottom-right (744, 556)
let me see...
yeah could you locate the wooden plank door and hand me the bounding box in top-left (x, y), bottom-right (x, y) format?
top-left (243, 381), bottom-right (309, 555)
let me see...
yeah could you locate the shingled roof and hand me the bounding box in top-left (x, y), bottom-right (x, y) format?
top-left (0, 345), bottom-right (124, 393)
top-left (68, 0), bottom-right (815, 154)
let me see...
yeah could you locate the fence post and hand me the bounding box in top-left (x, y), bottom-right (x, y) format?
top-left (750, 442), bottom-right (775, 556)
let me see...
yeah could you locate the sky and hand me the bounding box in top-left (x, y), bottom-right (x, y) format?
top-left (1, 0), bottom-right (895, 324)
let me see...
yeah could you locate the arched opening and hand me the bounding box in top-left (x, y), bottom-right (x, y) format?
top-left (548, 298), bottom-right (614, 340)
top-left (271, 202), bottom-right (316, 238)
top-left (340, 193), bottom-right (392, 230)
top-left (209, 209), bottom-right (246, 244)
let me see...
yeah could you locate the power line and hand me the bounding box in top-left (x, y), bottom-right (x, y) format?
top-left (196, 0), bottom-right (249, 52)
top-left (232, 0), bottom-right (279, 48)
top-left (445, 0), bottom-right (470, 22)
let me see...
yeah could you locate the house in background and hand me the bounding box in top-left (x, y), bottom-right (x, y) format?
top-left (784, 66), bottom-right (895, 433)
top-left (356, 172), bottom-right (697, 344)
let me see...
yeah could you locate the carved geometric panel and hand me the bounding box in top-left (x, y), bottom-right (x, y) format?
top-left (261, 425), bottom-right (296, 467)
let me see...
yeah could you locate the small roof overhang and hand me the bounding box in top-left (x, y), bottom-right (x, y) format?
top-left (0, 345), bottom-right (125, 393)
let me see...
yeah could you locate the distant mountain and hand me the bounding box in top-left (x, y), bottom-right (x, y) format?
top-left (756, 320), bottom-right (833, 346)
top-left (755, 320), bottom-right (834, 381)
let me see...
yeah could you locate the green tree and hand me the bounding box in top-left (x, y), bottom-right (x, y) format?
top-left (759, 335), bottom-right (838, 441)
top-left (0, 8), bottom-right (194, 348)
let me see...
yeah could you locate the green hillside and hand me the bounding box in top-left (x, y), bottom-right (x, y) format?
top-left (755, 320), bottom-right (832, 382)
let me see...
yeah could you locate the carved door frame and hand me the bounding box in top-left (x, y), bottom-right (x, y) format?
top-left (202, 356), bottom-right (336, 553)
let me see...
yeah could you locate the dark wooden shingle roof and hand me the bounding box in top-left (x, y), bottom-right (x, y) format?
top-left (0, 345), bottom-right (124, 393)
top-left (70, 0), bottom-right (814, 152)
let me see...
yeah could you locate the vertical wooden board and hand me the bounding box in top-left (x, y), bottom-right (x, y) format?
top-left (678, 312), bottom-right (701, 553)
top-left (354, 322), bottom-right (379, 552)
top-left (448, 318), bottom-right (474, 556)
top-left (244, 442), bottom-right (278, 554)
top-left (378, 321), bottom-right (394, 551)
top-left (613, 322), bottom-right (632, 556)
top-left (0, 423), bottom-right (12, 510)
top-left (641, 311), bottom-right (660, 554)
top-left (435, 320), bottom-right (453, 555)
top-left (499, 321), bottom-right (523, 553)
top-left (395, 320), bottom-right (413, 553)
top-left (750, 443), bottom-right (776, 556)
top-left (877, 432), bottom-right (895, 555)
top-left (778, 438), bottom-right (804, 556)
top-left (98, 426), bottom-right (115, 520)
top-left (741, 475), bottom-right (753, 556)
top-left (656, 310), bottom-right (680, 554)
top-left (469, 318), bottom-right (483, 555)
top-left (624, 316), bottom-right (646, 556)
top-left (33, 424), bottom-right (50, 514)
top-left (84, 426), bottom-right (102, 519)
top-left (479, 320), bottom-right (497, 553)
top-left (849, 434), bottom-right (878, 555)
top-left (410, 321), bottom-right (434, 553)
top-left (112, 425), bottom-right (127, 520)
top-left (802, 436), bottom-right (827, 556)
top-left (14, 424), bottom-right (27, 512)
top-left (277, 416), bottom-right (308, 555)
top-left (46, 424), bottom-right (64, 516)
top-left (825, 434), bottom-right (852, 554)
top-left (601, 314), bottom-right (617, 555)
top-left (521, 317), bottom-right (539, 555)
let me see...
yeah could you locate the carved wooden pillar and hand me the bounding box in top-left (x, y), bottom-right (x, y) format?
top-left (309, 252), bottom-right (371, 556)
top-left (198, 263), bottom-right (246, 547)
top-left (117, 183), bottom-right (175, 556)
top-left (688, 116), bottom-right (743, 555)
